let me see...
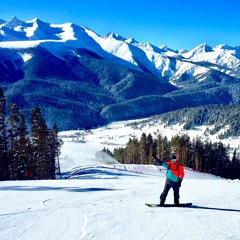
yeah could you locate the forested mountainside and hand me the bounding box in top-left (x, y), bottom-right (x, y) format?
top-left (126, 105), bottom-right (240, 138)
top-left (1, 17), bottom-right (240, 130)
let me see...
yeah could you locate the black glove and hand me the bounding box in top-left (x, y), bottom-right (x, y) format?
top-left (152, 155), bottom-right (159, 165)
top-left (152, 158), bottom-right (158, 165)
top-left (178, 179), bottom-right (182, 187)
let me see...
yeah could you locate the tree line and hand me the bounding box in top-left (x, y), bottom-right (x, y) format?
top-left (150, 105), bottom-right (240, 138)
top-left (110, 132), bottom-right (240, 180)
top-left (0, 87), bottom-right (62, 181)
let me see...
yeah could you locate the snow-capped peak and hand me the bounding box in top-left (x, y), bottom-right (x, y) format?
top-left (214, 44), bottom-right (234, 51)
top-left (136, 42), bottom-right (163, 54)
top-left (125, 37), bottom-right (138, 44)
top-left (183, 43), bottom-right (213, 59)
top-left (26, 18), bottom-right (40, 23)
top-left (4, 16), bottom-right (25, 28)
top-left (197, 43), bottom-right (213, 52)
top-left (27, 18), bottom-right (47, 27)
top-left (158, 45), bottom-right (178, 54)
top-left (104, 32), bottom-right (126, 42)
top-left (159, 45), bottom-right (169, 51)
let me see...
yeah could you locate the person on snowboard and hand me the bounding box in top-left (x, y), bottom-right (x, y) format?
top-left (153, 155), bottom-right (185, 206)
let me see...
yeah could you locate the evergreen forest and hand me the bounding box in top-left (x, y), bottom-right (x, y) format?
top-left (111, 132), bottom-right (240, 180)
top-left (0, 86), bottom-right (62, 181)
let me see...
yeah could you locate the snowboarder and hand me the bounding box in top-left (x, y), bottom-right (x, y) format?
top-left (153, 155), bottom-right (185, 206)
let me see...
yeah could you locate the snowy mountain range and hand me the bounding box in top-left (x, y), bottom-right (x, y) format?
top-left (0, 17), bottom-right (240, 130)
top-left (1, 17), bottom-right (240, 80)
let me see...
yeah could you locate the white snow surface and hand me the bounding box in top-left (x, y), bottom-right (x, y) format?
top-left (1, 119), bottom-right (240, 240)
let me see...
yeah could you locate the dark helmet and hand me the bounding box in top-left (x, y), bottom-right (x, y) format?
top-left (171, 155), bottom-right (177, 163)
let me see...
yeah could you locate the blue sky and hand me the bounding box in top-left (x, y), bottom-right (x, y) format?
top-left (1, 0), bottom-right (239, 50)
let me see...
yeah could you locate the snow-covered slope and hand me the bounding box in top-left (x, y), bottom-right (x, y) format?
top-left (1, 17), bottom-right (239, 86)
top-left (1, 164), bottom-right (239, 240)
top-left (1, 117), bottom-right (240, 239)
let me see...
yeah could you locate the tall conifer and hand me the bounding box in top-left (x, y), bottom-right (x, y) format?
top-left (0, 87), bottom-right (8, 180)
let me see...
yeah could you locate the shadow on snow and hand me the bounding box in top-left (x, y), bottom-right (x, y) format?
top-left (192, 205), bottom-right (240, 213)
top-left (64, 165), bottom-right (145, 179)
top-left (0, 186), bottom-right (120, 193)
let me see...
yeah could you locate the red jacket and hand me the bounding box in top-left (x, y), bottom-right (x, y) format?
top-left (163, 160), bottom-right (185, 183)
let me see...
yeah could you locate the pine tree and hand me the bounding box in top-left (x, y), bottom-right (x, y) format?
top-left (50, 123), bottom-right (63, 177)
top-left (155, 134), bottom-right (170, 160)
top-left (192, 137), bottom-right (204, 171)
top-left (148, 145), bottom-right (154, 165)
top-left (30, 106), bottom-right (51, 179)
top-left (7, 103), bottom-right (30, 179)
top-left (155, 134), bottom-right (164, 160)
top-left (8, 103), bottom-right (26, 179)
top-left (203, 141), bottom-right (213, 174)
top-left (180, 134), bottom-right (190, 166)
top-left (171, 134), bottom-right (181, 157)
top-left (231, 149), bottom-right (240, 179)
top-left (113, 148), bottom-right (125, 164)
top-left (0, 87), bottom-right (8, 180)
top-left (126, 138), bottom-right (139, 164)
top-left (146, 134), bottom-right (153, 164)
top-left (161, 136), bottom-right (171, 161)
top-left (18, 110), bottom-right (31, 179)
top-left (139, 133), bottom-right (147, 164)
top-left (214, 142), bottom-right (230, 178)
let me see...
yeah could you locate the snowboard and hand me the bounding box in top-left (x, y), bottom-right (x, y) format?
top-left (145, 203), bottom-right (192, 208)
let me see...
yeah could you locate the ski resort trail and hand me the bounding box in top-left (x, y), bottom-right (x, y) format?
top-left (1, 165), bottom-right (240, 240)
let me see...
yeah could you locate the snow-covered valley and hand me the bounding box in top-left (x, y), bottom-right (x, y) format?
top-left (59, 119), bottom-right (240, 171)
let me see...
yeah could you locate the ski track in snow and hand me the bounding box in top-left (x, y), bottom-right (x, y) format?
top-left (79, 213), bottom-right (88, 240)
top-left (1, 193), bottom-right (88, 240)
